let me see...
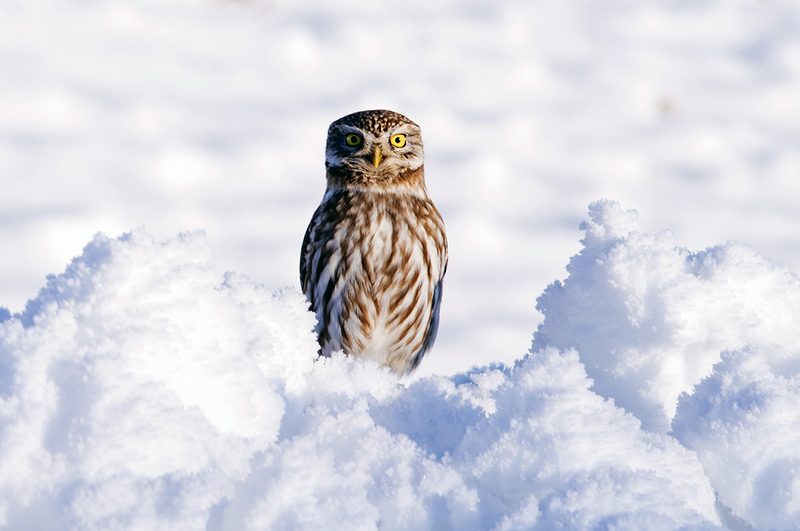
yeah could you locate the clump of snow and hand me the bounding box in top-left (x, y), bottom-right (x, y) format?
top-left (530, 200), bottom-right (800, 529)
top-left (673, 346), bottom-right (800, 530)
top-left (0, 228), bottom-right (723, 529)
top-left (533, 199), bottom-right (800, 433)
top-left (0, 231), bottom-right (319, 528)
top-left (391, 349), bottom-right (719, 530)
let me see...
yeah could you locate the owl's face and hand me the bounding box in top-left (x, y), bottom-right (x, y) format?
top-left (325, 110), bottom-right (424, 189)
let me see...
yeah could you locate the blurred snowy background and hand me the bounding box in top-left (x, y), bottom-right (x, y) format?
top-left (3, 0), bottom-right (799, 378)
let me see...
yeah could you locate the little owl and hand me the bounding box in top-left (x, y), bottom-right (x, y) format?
top-left (300, 110), bottom-right (448, 375)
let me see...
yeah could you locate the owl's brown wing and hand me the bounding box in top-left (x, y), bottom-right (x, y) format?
top-left (408, 259), bottom-right (447, 372)
top-left (300, 205), bottom-right (321, 298)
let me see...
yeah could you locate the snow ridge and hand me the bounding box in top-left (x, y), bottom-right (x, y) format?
top-left (3, 201), bottom-right (800, 529)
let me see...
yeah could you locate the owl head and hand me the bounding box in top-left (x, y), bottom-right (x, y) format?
top-left (325, 110), bottom-right (425, 191)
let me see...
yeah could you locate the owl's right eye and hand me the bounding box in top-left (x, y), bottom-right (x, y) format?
top-left (345, 134), bottom-right (362, 147)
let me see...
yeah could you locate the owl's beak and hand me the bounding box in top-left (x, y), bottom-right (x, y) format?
top-left (372, 146), bottom-right (383, 168)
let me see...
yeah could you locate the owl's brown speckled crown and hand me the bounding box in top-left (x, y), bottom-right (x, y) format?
top-left (328, 109), bottom-right (417, 134)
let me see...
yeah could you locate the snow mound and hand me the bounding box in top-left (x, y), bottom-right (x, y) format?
top-left (533, 199), bottom-right (800, 433)
top-left (0, 229), bottom-right (721, 529)
top-left (673, 346), bottom-right (800, 530)
top-left (532, 200), bottom-right (800, 529)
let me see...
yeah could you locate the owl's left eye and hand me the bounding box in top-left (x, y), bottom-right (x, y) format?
top-left (345, 134), bottom-right (362, 147)
top-left (390, 134), bottom-right (407, 148)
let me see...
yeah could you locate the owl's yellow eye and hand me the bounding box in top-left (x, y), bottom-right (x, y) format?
top-left (390, 134), bottom-right (407, 148)
top-left (345, 134), bottom-right (362, 147)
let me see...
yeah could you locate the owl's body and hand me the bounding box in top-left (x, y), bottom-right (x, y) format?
top-left (300, 110), bottom-right (447, 375)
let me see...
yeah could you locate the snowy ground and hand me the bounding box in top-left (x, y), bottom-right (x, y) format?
top-left (2, 0), bottom-right (800, 529)
top-left (4, 202), bottom-right (800, 529)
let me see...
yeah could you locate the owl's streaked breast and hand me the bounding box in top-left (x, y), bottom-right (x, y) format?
top-left (301, 189), bottom-right (447, 374)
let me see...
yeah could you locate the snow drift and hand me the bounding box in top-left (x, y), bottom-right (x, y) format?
top-left (533, 200), bottom-right (800, 529)
top-left (2, 201), bottom-right (800, 529)
top-left (534, 200), bottom-right (800, 434)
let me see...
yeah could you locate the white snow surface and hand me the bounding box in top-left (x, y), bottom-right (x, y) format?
top-left (2, 201), bottom-right (800, 529)
top-left (533, 200), bottom-right (800, 434)
top-left (673, 347), bottom-right (800, 530)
